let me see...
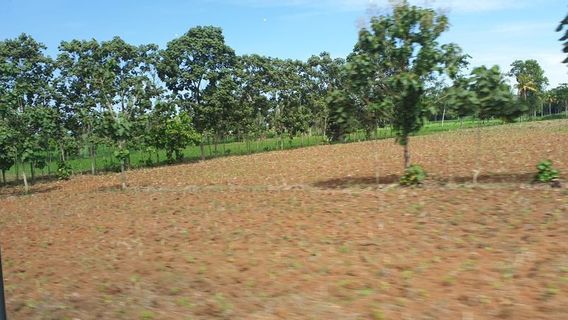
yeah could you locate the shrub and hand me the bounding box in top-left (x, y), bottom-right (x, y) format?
top-left (105, 163), bottom-right (122, 173)
top-left (56, 161), bottom-right (72, 180)
top-left (535, 160), bottom-right (559, 183)
top-left (400, 164), bottom-right (427, 186)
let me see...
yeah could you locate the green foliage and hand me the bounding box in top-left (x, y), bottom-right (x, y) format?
top-left (348, 1), bottom-right (466, 167)
top-left (509, 60), bottom-right (549, 93)
top-left (556, 14), bottom-right (568, 64)
top-left (148, 102), bottom-right (199, 163)
top-left (471, 66), bottom-right (520, 121)
top-left (56, 160), bottom-right (71, 180)
top-left (0, 123), bottom-right (16, 175)
top-left (400, 164), bottom-right (427, 186)
top-left (0, 33), bottom-right (54, 186)
top-left (113, 148), bottom-right (130, 162)
top-left (163, 112), bottom-right (199, 162)
top-left (0, 16), bottom-right (562, 186)
top-left (535, 160), bottom-right (559, 183)
top-left (269, 58), bottom-right (315, 141)
top-left (448, 65), bottom-right (521, 122)
top-left (509, 60), bottom-right (548, 117)
top-left (158, 26), bottom-right (236, 136)
top-left (325, 90), bottom-right (356, 142)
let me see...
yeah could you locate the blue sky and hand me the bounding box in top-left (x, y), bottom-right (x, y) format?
top-left (1, 0), bottom-right (566, 87)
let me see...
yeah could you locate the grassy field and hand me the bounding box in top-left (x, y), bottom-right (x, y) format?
top-left (3, 117), bottom-right (507, 183)
top-left (1, 119), bottom-right (567, 319)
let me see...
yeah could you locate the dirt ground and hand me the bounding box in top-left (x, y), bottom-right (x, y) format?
top-left (1, 120), bottom-right (568, 320)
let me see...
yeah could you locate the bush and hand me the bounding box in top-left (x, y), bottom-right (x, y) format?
top-left (56, 161), bottom-right (72, 180)
top-left (105, 163), bottom-right (122, 173)
top-left (535, 160), bottom-right (559, 183)
top-left (400, 164), bottom-right (427, 186)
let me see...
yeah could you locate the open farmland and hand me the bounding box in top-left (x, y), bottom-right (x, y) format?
top-left (1, 120), bottom-right (568, 320)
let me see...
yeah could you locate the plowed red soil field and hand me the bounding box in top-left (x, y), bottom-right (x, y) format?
top-left (1, 120), bottom-right (568, 320)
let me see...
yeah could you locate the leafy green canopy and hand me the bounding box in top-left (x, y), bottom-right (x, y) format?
top-left (158, 26), bottom-right (236, 136)
top-left (349, 1), bottom-right (465, 146)
top-left (448, 65), bottom-right (520, 122)
top-left (346, 1), bottom-right (467, 169)
top-left (0, 34), bottom-right (54, 172)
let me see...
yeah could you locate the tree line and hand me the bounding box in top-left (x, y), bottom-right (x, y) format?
top-left (1, 1), bottom-right (567, 189)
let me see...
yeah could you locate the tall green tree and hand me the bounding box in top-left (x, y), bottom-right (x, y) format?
top-left (158, 26), bottom-right (237, 160)
top-left (268, 59), bottom-right (313, 148)
top-left (508, 59), bottom-right (549, 117)
top-left (0, 120), bottom-right (16, 184)
top-left (325, 89), bottom-right (357, 142)
top-left (557, 14), bottom-right (568, 64)
top-left (344, 50), bottom-right (393, 140)
top-left (235, 54), bottom-right (272, 142)
top-left (449, 65), bottom-right (520, 121)
top-left (202, 73), bottom-right (240, 152)
top-left (350, 1), bottom-right (466, 169)
top-left (551, 83), bottom-right (568, 116)
top-left (57, 39), bottom-right (104, 172)
top-left (57, 37), bottom-right (160, 185)
top-left (147, 100), bottom-right (199, 163)
top-left (307, 52), bottom-right (346, 138)
top-left (0, 34), bottom-right (54, 191)
top-left (447, 65), bottom-right (519, 183)
top-left (101, 38), bottom-right (161, 188)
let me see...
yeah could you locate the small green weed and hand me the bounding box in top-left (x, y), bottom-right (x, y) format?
top-left (535, 160), bottom-right (559, 183)
top-left (400, 164), bottom-right (427, 186)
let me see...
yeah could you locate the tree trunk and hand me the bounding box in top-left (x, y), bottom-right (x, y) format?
top-left (207, 135), bottom-right (212, 157)
top-left (324, 117), bottom-right (329, 140)
top-left (403, 141), bottom-right (410, 169)
top-left (15, 157), bottom-right (19, 182)
top-left (91, 144), bottom-right (97, 175)
top-left (199, 141), bottom-right (205, 161)
top-left (60, 145), bottom-right (66, 162)
top-left (441, 106), bottom-right (446, 127)
top-left (473, 120), bottom-right (481, 185)
top-left (22, 164), bottom-right (29, 194)
top-left (47, 150), bottom-right (52, 177)
top-left (120, 160), bottom-right (126, 190)
top-left (2, 169), bottom-right (5, 185)
top-left (118, 141), bottom-right (127, 190)
top-left (30, 162), bottom-right (35, 184)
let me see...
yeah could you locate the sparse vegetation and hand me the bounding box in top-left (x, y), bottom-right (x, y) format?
top-left (400, 164), bottom-right (427, 186)
top-left (1, 120), bottom-right (567, 319)
top-left (535, 159), bottom-right (560, 183)
top-left (1, 1), bottom-right (567, 320)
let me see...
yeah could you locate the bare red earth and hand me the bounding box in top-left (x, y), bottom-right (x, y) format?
top-left (1, 120), bottom-right (567, 319)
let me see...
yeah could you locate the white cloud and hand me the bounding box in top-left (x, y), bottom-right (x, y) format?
top-left (224, 0), bottom-right (537, 13)
top-left (535, 52), bottom-right (568, 88)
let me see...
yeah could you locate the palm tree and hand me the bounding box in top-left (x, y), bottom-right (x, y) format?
top-left (543, 90), bottom-right (557, 116)
top-left (515, 74), bottom-right (538, 117)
